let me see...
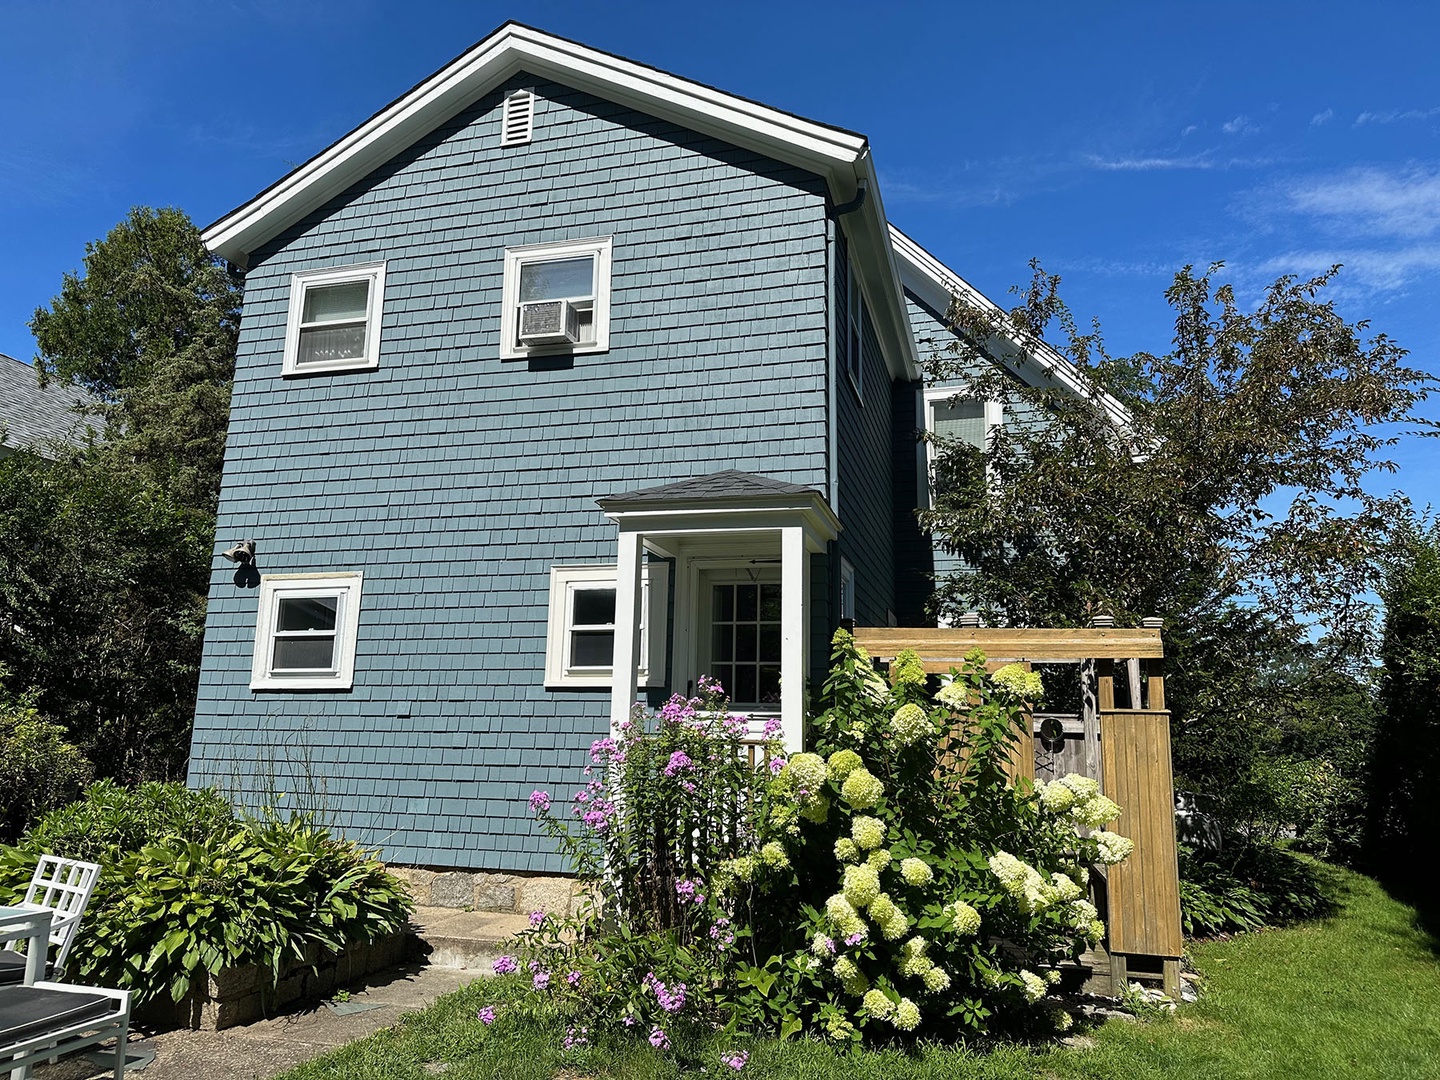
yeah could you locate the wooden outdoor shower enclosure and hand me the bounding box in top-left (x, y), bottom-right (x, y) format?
top-left (853, 624), bottom-right (1184, 998)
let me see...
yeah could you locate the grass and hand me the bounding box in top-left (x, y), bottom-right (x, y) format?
top-left (278, 864), bottom-right (1440, 1080)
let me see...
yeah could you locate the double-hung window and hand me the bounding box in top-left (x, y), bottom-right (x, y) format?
top-left (921, 388), bottom-right (1003, 505)
top-left (283, 263), bottom-right (386, 375)
top-left (251, 573), bottom-right (364, 690)
top-left (501, 238), bottom-right (613, 359)
top-left (545, 563), bottom-right (667, 688)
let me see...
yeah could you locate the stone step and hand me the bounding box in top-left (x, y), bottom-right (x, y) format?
top-left (410, 906), bottom-right (532, 971)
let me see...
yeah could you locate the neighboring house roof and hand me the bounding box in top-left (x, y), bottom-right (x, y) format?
top-left (890, 227), bottom-right (1134, 430)
top-left (0, 353), bottom-right (97, 458)
top-left (201, 20), bottom-right (917, 381)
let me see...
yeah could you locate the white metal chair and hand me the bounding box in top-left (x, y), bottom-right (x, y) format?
top-left (0, 857), bottom-right (101, 985)
top-left (1, 907), bottom-right (129, 1079)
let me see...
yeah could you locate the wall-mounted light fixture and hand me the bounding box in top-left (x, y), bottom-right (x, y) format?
top-left (221, 540), bottom-right (260, 588)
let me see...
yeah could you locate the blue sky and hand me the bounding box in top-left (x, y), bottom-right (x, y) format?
top-left (2, 0), bottom-right (1435, 507)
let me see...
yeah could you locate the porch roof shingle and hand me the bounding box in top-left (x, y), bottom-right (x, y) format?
top-left (600, 470), bottom-right (822, 505)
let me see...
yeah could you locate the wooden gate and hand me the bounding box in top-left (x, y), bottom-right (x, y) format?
top-left (853, 623), bottom-right (1183, 998)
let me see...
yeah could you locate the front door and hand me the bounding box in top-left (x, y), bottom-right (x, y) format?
top-left (698, 570), bottom-right (782, 713)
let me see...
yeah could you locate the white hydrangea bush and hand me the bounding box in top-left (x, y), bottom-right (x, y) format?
top-left (718, 629), bottom-right (1134, 1041)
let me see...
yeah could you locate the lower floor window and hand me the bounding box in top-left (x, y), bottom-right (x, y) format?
top-left (706, 580), bottom-right (782, 707)
top-left (251, 572), bottom-right (364, 690)
top-left (545, 563), bottom-right (669, 688)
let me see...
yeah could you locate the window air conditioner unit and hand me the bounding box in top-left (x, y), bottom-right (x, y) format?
top-left (518, 299), bottom-right (581, 344)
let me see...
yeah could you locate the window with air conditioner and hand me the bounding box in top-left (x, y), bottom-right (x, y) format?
top-left (251, 573), bottom-right (364, 690)
top-left (545, 563), bottom-right (667, 688)
top-left (283, 263), bottom-right (385, 375)
top-left (501, 238), bottom-right (613, 360)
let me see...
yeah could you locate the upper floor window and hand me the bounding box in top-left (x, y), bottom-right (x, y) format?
top-left (837, 231), bottom-right (864, 402)
top-left (501, 238), bottom-right (613, 360)
top-left (922, 389), bottom-right (1002, 505)
top-left (251, 572), bottom-right (364, 690)
top-left (283, 263), bottom-right (386, 376)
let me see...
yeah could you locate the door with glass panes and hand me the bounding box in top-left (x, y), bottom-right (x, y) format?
top-left (698, 571), bottom-right (782, 712)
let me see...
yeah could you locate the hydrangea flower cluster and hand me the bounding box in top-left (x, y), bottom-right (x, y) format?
top-left (851, 815), bottom-right (886, 850)
top-left (889, 703), bottom-right (933, 745)
top-left (1094, 830), bottom-right (1135, 865)
top-left (760, 841), bottom-right (791, 869)
top-left (990, 663), bottom-right (1046, 703)
top-left (899, 858), bottom-right (933, 886)
top-left (840, 768), bottom-right (885, 809)
top-left (945, 899), bottom-right (982, 935)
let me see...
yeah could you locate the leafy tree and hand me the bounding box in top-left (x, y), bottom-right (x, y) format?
top-left (0, 207), bottom-right (240, 779)
top-left (919, 263), bottom-right (1431, 831)
top-left (30, 206), bottom-right (242, 512)
top-left (1368, 521), bottom-right (1440, 862)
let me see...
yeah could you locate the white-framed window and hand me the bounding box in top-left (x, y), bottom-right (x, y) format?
top-left (283, 263), bottom-right (386, 375)
top-left (839, 558), bottom-right (856, 622)
top-left (545, 562), bottom-right (668, 688)
top-left (921, 388), bottom-right (1002, 506)
top-left (501, 237), bottom-right (613, 360)
top-left (251, 572), bottom-right (364, 690)
top-left (846, 260), bottom-right (864, 399)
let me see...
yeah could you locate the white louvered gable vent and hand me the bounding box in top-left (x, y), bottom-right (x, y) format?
top-left (501, 89), bottom-right (535, 146)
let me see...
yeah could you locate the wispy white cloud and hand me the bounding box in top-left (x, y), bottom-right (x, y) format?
top-left (1181, 124), bottom-right (1199, 137)
top-left (1086, 152), bottom-right (1279, 172)
top-left (1311, 108), bottom-right (1334, 126)
top-left (1279, 166), bottom-right (1440, 240)
top-left (1353, 106), bottom-right (1440, 126)
top-left (1255, 244), bottom-right (1440, 294)
top-left (1222, 114), bottom-right (1260, 136)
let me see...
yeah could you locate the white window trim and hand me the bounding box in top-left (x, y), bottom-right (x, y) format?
top-left (846, 262), bottom-right (865, 402)
top-left (545, 562), bottom-right (667, 688)
top-left (920, 388), bottom-right (1003, 509)
top-left (251, 572), bottom-right (364, 691)
top-left (501, 237), bottom-right (613, 361)
top-left (282, 262), bottom-right (386, 376)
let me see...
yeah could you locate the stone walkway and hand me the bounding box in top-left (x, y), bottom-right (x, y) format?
top-left (35, 908), bottom-right (528, 1080)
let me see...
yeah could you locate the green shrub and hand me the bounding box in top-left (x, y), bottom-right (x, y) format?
top-left (1178, 842), bottom-right (1333, 936)
top-left (0, 699), bottom-right (93, 842)
top-left (22, 779), bottom-right (234, 863)
top-left (0, 785), bottom-right (413, 1007)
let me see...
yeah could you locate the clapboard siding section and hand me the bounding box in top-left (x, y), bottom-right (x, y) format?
top-left (190, 74), bottom-right (832, 872)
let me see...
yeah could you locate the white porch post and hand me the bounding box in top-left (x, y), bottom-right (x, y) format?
top-left (610, 528), bottom-right (644, 739)
top-left (780, 525), bottom-right (806, 753)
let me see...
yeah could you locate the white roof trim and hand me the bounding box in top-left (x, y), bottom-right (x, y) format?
top-left (890, 225), bottom-right (1132, 429)
top-left (203, 22), bottom-right (870, 266)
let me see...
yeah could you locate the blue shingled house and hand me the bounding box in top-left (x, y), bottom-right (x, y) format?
top-left (189, 23), bottom-right (1122, 884)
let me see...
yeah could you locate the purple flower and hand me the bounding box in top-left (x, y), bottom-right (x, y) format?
top-left (492, 955), bottom-right (518, 975)
top-left (532, 970), bottom-right (551, 991)
top-left (763, 716), bottom-right (784, 739)
top-left (649, 1026), bottom-right (670, 1050)
top-left (721, 1050), bottom-right (749, 1071)
top-left (590, 737), bottom-right (618, 763)
top-left (566, 970), bottom-right (581, 986)
top-left (663, 751), bottom-right (694, 777)
top-left (768, 757), bottom-right (787, 776)
top-left (844, 932), bottom-right (865, 947)
top-left (528, 790), bottom-right (551, 813)
top-left (528, 910), bottom-right (545, 927)
top-left (562, 1024), bottom-right (590, 1050)
top-left (477, 1005), bottom-right (496, 1025)
top-left (622, 1014), bottom-right (637, 1027)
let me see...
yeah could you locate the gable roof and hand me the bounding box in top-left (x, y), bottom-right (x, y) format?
top-left (202, 22), bottom-right (915, 378)
top-left (0, 354), bottom-right (97, 456)
top-left (890, 226), bottom-right (1133, 429)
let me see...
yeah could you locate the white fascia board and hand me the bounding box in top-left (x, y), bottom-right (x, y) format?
top-left (844, 154), bottom-right (920, 383)
top-left (890, 225), bottom-right (1133, 430)
top-left (203, 23), bottom-right (869, 265)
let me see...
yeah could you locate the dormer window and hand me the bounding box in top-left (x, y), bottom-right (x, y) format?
top-left (501, 238), bottom-right (612, 360)
top-left (283, 263), bottom-right (386, 375)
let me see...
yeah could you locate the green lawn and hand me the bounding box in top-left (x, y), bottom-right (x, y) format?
top-left (279, 865), bottom-right (1440, 1080)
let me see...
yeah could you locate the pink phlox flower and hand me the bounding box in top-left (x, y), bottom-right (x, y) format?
top-left (649, 1026), bottom-right (671, 1050)
top-left (562, 1025), bottom-right (590, 1050)
top-left (659, 695), bottom-right (697, 725)
top-left (566, 970), bottom-right (581, 986)
top-left (768, 757), bottom-right (787, 775)
top-left (682, 780), bottom-right (696, 793)
top-left (528, 910), bottom-right (545, 927)
top-left (532, 970), bottom-right (551, 991)
top-left (763, 716), bottom-right (784, 739)
top-left (528, 790), bottom-right (551, 813)
top-left (721, 1050), bottom-right (750, 1071)
top-left (589, 737), bottom-right (618, 763)
top-left (817, 935), bottom-right (836, 955)
top-left (622, 1014), bottom-right (637, 1027)
top-left (674, 879), bottom-right (706, 906)
top-left (574, 789), bottom-right (590, 804)
top-left (708, 916), bottom-right (736, 947)
top-left (492, 955), bottom-right (517, 975)
top-left (844, 932), bottom-right (865, 946)
top-left (477, 1005), bottom-right (496, 1025)
top-left (696, 673), bottom-right (726, 696)
top-left (663, 750), bottom-right (694, 777)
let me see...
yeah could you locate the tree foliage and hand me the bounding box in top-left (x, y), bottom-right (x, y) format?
top-left (0, 207), bottom-right (240, 780)
top-left (920, 263), bottom-right (1431, 828)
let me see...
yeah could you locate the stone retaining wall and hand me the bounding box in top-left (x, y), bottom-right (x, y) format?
top-left (386, 866), bottom-right (583, 916)
top-left (137, 933), bottom-right (415, 1031)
